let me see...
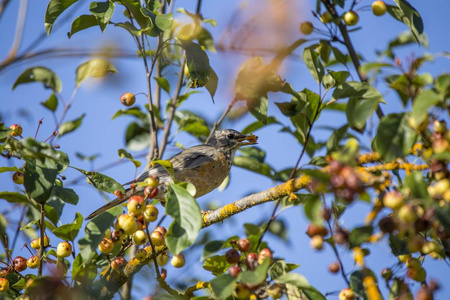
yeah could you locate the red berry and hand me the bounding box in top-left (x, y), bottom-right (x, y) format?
top-left (9, 124), bottom-right (23, 136)
top-left (154, 226), bottom-right (167, 236)
top-left (237, 238), bottom-right (251, 252)
top-left (98, 238), bottom-right (114, 253)
top-left (120, 92), bottom-right (136, 106)
top-left (115, 214), bottom-right (138, 235)
top-left (228, 265), bottom-right (241, 277)
top-left (111, 257), bottom-right (127, 271)
top-left (245, 252), bottom-right (258, 270)
top-left (150, 231), bottom-right (165, 246)
top-left (225, 248), bottom-right (240, 264)
top-left (127, 196), bottom-right (145, 214)
top-left (160, 268), bottom-right (167, 280)
top-left (258, 248), bottom-right (273, 264)
top-left (328, 262), bottom-right (340, 274)
top-left (0, 278), bottom-right (9, 292)
top-left (13, 256), bottom-right (27, 272)
top-left (143, 205), bottom-right (159, 223)
top-left (26, 256), bottom-right (40, 269)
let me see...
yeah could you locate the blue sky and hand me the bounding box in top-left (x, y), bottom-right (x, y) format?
top-left (1, 0), bottom-right (449, 299)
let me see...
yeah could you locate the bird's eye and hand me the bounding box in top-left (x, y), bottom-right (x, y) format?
top-left (227, 133), bottom-right (235, 140)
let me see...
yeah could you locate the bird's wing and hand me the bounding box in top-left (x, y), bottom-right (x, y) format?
top-left (170, 145), bottom-right (216, 172)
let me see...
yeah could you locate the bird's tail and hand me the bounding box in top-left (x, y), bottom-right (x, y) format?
top-left (85, 187), bottom-right (139, 220)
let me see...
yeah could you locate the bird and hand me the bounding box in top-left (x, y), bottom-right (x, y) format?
top-left (86, 129), bottom-right (258, 220)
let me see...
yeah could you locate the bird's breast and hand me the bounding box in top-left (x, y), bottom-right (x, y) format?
top-left (174, 151), bottom-right (230, 197)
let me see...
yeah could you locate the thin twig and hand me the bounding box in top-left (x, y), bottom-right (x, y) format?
top-left (10, 206), bottom-right (26, 251)
top-left (5, 0), bottom-right (27, 61)
top-left (38, 203), bottom-right (45, 276)
top-left (206, 97), bottom-right (237, 143)
top-left (159, 57), bottom-right (186, 156)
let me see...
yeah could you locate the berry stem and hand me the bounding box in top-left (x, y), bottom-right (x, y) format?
top-left (38, 203), bottom-right (45, 276)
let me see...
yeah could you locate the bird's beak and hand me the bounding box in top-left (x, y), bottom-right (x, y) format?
top-left (237, 134), bottom-right (258, 146)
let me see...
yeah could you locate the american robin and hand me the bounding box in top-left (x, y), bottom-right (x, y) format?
top-left (86, 129), bottom-right (258, 220)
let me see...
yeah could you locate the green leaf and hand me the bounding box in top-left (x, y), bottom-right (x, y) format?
top-left (348, 226), bottom-right (373, 248)
top-left (165, 183), bottom-right (202, 254)
top-left (303, 194), bottom-right (322, 225)
top-left (233, 156), bottom-right (273, 178)
top-left (125, 122), bottom-right (150, 151)
top-left (72, 167), bottom-right (125, 194)
top-left (24, 157), bottom-right (57, 203)
top-left (412, 89), bottom-right (440, 125)
top-left (112, 107), bottom-right (147, 120)
top-left (119, 0), bottom-right (150, 29)
top-left (155, 13), bottom-right (173, 31)
top-left (332, 81), bottom-right (384, 103)
top-left (89, 1), bottom-right (115, 32)
top-left (45, 0), bottom-right (78, 35)
top-left (11, 138), bottom-right (69, 172)
top-left (239, 257), bottom-right (270, 285)
top-left (436, 73), bottom-right (450, 100)
top-left (205, 67), bottom-right (218, 101)
top-left (59, 114), bottom-right (85, 137)
top-left (52, 212), bottom-right (83, 241)
top-left (75, 58), bottom-right (118, 87)
top-left (78, 206), bottom-right (122, 262)
top-left (389, 0), bottom-right (424, 43)
top-left (114, 21), bottom-right (141, 36)
top-left (151, 159), bottom-right (175, 179)
top-left (12, 67), bottom-right (62, 93)
top-left (269, 260), bottom-right (300, 280)
top-left (248, 95), bottom-right (269, 124)
top-left (326, 125), bottom-right (348, 152)
top-left (346, 98), bottom-right (380, 130)
top-left (0, 192), bottom-right (28, 204)
top-left (331, 47), bottom-right (348, 66)
top-left (174, 110), bottom-right (210, 138)
top-left (276, 101), bottom-right (298, 117)
top-left (68, 14), bottom-right (98, 38)
top-left (404, 172), bottom-right (429, 203)
top-left (41, 93), bottom-right (58, 111)
top-left (181, 41), bottom-right (211, 88)
top-left (203, 255), bottom-right (231, 275)
top-left (50, 186), bottom-right (79, 205)
top-left (434, 203), bottom-right (450, 233)
top-left (209, 274), bottom-right (236, 300)
top-left (201, 240), bottom-right (226, 261)
top-left (373, 113), bottom-right (418, 162)
top-left (241, 117), bottom-right (279, 134)
top-left (45, 197), bottom-right (65, 225)
top-left (118, 149), bottom-right (142, 168)
top-left (154, 77), bottom-right (170, 94)
top-left (276, 273), bottom-right (326, 300)
top-left (303, 47), bottom-right (324, 84)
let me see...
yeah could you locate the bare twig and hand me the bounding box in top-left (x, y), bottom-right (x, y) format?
top-left (206, 97), bottom-right (237, 143)
top-left (159, 57), bottom-right (186, 156)
top-left (5, 0), bottom-right (27, 61)
top-left (38, 203), bottom-right (45, 276)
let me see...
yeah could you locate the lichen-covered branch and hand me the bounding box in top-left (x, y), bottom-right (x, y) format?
top-left (202, 175), bottom-right (311, 227)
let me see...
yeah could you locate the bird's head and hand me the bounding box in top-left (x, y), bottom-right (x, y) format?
top-left (207, 129), bottom-right (258, 151)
